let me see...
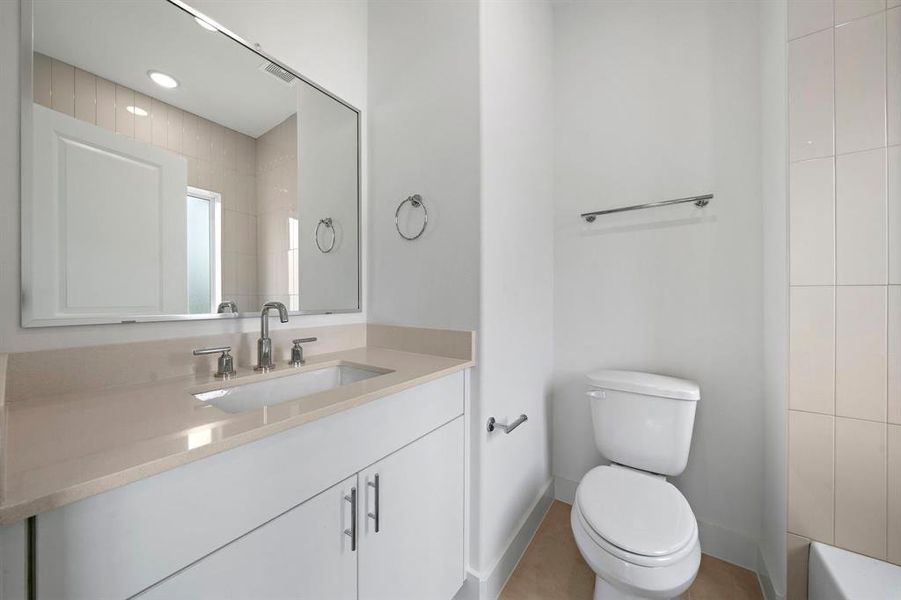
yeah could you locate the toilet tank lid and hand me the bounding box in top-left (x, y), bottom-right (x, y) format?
top-left (586, 370), bottom-right (700, 401)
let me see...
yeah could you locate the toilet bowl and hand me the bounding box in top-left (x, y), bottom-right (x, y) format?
top-left (572, 370), bottom-right (701, 599)
top-left (571, 465), bottom-right (700, 599)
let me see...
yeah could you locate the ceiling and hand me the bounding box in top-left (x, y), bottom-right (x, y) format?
top-left (33, 0), bottom-right (302, 138)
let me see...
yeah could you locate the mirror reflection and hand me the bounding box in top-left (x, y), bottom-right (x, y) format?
top-left (23, 0), bottom-right (360, 326)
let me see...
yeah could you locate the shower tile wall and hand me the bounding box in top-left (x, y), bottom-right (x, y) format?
top-left (255, 115), bottom-right (298, 308)
top-left (787, 1), bottom-right (901, 598)
top-left (33, 53), bottom-right (262, 312)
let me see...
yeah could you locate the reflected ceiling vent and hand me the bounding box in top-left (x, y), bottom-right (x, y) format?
top-left (260, 61), bottom-right (297, 86)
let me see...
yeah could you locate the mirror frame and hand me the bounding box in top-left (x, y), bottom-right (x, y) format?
top-left (19, 0), bottom-right (362, 327)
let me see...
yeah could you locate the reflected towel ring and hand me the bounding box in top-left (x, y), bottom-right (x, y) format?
top-left (315, 218), bottom-right (336, 253)
top-left (395, 194), bottom-right (428, 241)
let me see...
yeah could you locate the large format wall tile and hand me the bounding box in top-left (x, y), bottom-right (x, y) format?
top-left (836, 286), bottom-right (887, 421)
top-left (789, 410), bottom-right (835, 542)
top-left (789, 1), bottom-right (897, 586)
top-left (790, 158), bottom-right (835, 284)
top-left (790, 287), bottom-right (835, 414)
top-left (835, 12), bottom-right (886, 154)
top-left (889, 424), bottom-right (901, 564)
top-left (114, 84), bottom-right (134, 138)
top-left (890, 147), bottom-right (901, 283)
top-left (73, 68), bottom-right (95, 124)
top-left (789, 29), bottom-right (834, 161)
top-left (33, 53), bottom-right (51, 107)
top-left (96, 77), bottom-right (115, 132)
top-left (836, 0), bottom-right (886, 23)
top-left (789, 0), bottom-right (833, 39)
top-left (836, 148), bottom-right (887, 284)
top-left (835, 417), bottom-right (887, 559)
top-left (787, 533), bottom-right (811, 600)
top-left (31, 53), bottom-right (261, 312)
top-left (889, 287), bottom-right (901, 424)
top-left (888, 8), bottom-right (901, 145)
top-left (50, 58), bottom-right (74, 117)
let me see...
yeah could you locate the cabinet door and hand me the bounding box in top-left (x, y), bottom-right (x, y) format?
top-left (359, 417), bottom-right (464, 600)
top-left (138, 475), bottom-right (358, 600)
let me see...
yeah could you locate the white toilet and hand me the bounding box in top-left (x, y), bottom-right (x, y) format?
top-left (571, 370), bottom-right (701, 600)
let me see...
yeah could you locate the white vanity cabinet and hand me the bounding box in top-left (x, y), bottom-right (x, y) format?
top-left (32, 372), bottom-right (466, 600)
top-left (359, 417), bottom-right (464, 600)
top-left (139, 475), bottom-right (359, 600)
top-left (141, 417), bottom-right (464, 600)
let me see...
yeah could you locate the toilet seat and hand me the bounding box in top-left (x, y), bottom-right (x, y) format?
top-left (574, 466), bottom-right (698, 567)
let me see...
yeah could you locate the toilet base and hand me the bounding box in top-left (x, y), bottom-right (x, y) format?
top-left (593, 576), bottom-right (676, 600)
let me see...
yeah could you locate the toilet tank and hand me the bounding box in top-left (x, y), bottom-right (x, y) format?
top-left (586, 370), bottom-right (700, 476)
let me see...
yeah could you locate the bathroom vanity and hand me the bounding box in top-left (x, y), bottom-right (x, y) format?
top-left (0, 330), bottom-right (473, 599)
top-left (6, 0), bottom-right (475, 596)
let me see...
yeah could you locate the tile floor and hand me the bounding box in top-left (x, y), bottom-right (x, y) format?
top-left (500, 501), bottom-right (763, 600)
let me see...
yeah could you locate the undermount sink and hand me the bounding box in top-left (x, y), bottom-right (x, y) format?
top-left (194, 364), bottom-right (389, 414)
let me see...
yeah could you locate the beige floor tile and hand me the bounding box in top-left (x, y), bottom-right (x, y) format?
top-left (500, 501), bottom-right (763, 600)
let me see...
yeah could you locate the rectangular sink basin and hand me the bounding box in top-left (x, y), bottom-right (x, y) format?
top-left (194, 364), bottom-right (388, 414)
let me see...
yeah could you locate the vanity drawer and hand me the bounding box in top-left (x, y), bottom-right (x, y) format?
top-left (35, 372), bottom-right (464, 600)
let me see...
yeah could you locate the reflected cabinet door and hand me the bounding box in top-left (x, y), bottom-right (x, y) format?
top-left (137, 475), bottom-right (358, 600)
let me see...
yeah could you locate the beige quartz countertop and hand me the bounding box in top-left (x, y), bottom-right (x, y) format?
top-left (0, 346), bottom-right (473, 524)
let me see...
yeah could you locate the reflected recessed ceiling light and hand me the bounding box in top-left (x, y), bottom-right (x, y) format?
top-left (194, 16), bottom-right (218, 32)
top-left (126, 105), bottom-right (148, 117)
top-left (148, 70), bottom-right (178, 89)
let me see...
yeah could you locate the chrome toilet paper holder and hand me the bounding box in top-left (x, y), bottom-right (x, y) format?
top-left (486, 414), bottom-right (528, 434)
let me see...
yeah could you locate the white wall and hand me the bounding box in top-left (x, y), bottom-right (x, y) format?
top-left (477, 0), bottom-right (554, 577)
top-left (367, 0), bottom-right (481, 331)
top-left (368, 0), bottom-right (555, 586)
top-left (0, 0), bottom-right (367, 352)
top-left (759, 0), bottom-right (787, 596)
top-left (552, 0), bottom-right (765, 568)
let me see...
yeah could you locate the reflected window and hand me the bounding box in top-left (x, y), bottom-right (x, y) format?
top-left (288, 217), bottom-right (299, 311)
top-left (186, 187), bottom-right (222, 314)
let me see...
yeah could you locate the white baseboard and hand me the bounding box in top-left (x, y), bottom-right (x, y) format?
top-left (553, 475), bottom-right (578, 504)
top-left (554, 476), bottom-right (760, 574)
top-left (756, 544), bottom-right (784, 600)
top-left (455, 479), bottom-right (555, 600)
top-left (696, 520), bottom-right (759, 572)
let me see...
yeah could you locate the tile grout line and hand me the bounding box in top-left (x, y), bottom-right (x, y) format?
top-left (831, 3), bottom-right (837, 547)
top-left (885, 4), bottom-right (890, 559)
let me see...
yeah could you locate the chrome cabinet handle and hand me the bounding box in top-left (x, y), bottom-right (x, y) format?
top-left (367, 474), bottom-right (380, 533)
top-left (344, 487), bottom-right (357, 551)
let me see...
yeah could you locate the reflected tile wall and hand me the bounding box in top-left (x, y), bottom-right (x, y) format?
top-left (33, 53), bottom-right (259, 313)
top-left (255, 114), bottom-right (298, 308)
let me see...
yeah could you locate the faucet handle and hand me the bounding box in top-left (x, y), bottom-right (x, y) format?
top-left (290, 338), bottom-right (317, 367)
top-left (193, 346), bottom-right (236, 379)
top-left (217, 300), bottom-right (238, 314)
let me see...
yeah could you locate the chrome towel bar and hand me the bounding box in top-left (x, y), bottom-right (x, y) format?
top-left (581, 193), bottom-right (713, 222)
top-left (487, 414), bottom-right (528, 434)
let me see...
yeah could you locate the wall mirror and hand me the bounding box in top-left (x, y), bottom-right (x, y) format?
top-left (21, 0), bottom-right (361, 327)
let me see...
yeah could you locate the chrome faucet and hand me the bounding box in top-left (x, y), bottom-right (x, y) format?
top-left (255, 301), bottom-right (289, 372)
top-left (217, 300), bottom-right (238, 314)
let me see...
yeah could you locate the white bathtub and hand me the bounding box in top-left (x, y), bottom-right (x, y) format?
top-left (808, 542), bottom-right (901, 599)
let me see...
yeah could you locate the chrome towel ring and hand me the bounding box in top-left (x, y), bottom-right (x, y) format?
top-left (395, 194), bottom-right (428, 241)
top-left (315, 218), bottom-right (336, 253)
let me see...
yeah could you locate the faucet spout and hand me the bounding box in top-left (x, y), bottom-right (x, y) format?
top-left (255, 301), bottom-right (289, 372)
